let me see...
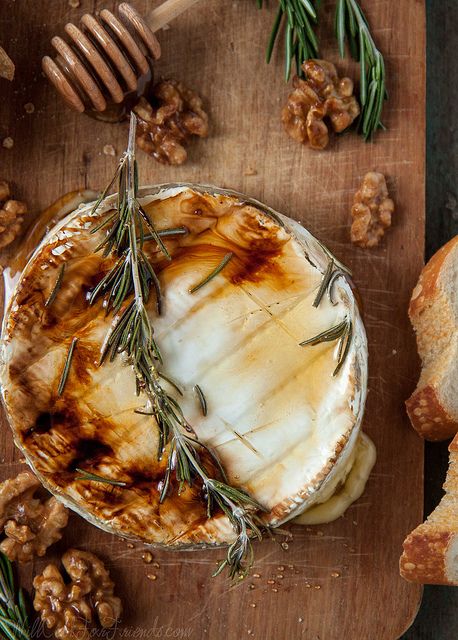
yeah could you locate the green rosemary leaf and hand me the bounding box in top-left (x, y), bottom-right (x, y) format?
top-left (333, 319), bottom-right (353, 376)
top-left (284, 15), bottom-right (293, 81)
top-left (57, 337), bottom-right (78, 396)
top-left (158, 372), bottom-right (183, 396)
top-left (189, 252), bottom-right (234, 294)
top-left (335, 0), bottom-right (346, 57)
top-left (298, 0), bottom-right (316, 19)
top-left (138, 205), bottom-right (171, 260)
top-left (75, 468), bottom-right (127, 487)
top-left (299, 319), bottom-right (347, 346)
top-left (143, 226), bottom-right (189, 240)
top-left (89, 210), bottom-right (117, 235)
top-left (194, 384), bottom-right (208, 416)
top-left (266, 5), bottom-right (283, 63)
top-left (44, 263), bottom-right (65, 308)
top-left (313, 259), bottom-right (334, 308)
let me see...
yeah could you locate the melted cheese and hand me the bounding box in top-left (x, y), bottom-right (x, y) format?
top-left (0, 184), bottom-right (369, 547)
top-left (293, 433), bottom-right (376, 525)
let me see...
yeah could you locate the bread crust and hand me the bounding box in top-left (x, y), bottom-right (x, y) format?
top-left (400, 433), bottom-right (458, 585)
top-left (406, 235), bottom-right (458, 441)
top-left (406, 386), bottom-right (458, 441)
top-left (400, 528), bottom-right (452, 584)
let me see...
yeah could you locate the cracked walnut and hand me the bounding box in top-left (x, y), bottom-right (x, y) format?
top-left (133, 79), bottom-right (209, 165)
top-left (281, 59), bottom-right (360, 150)
top-left (33, 549), bottom-right (122, 640)
top-left (350, 171), bottom-right (395, 248)
top-left (0, 471), bottom-right (68, 562)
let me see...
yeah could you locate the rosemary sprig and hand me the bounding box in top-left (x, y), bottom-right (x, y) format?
top-left (45, 263), bottom-right (65, 307)
top-left (258, 0), bottom-right (319, 80)
top-left (189, 252), bottom-right (234, 294)
top-left (257, 0), bottom-right (387, 139)
top-left (75, 469), bottom-right (127, 487)
top-left (0, 553), bottom-right (30, 640)
top-left (194, 384), bottom-right (207, 416)
top-left (335, 0), bottom-right (386, 139)
top-left (300, 316), bottom-right (352, 376)
top-left (57, 337), bottom-right (78, 396)
top-left (89, 113), bottom-right (269, 578)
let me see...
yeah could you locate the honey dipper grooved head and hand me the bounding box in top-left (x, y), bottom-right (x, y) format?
top-left (42, 3), bottom-right (161, 122)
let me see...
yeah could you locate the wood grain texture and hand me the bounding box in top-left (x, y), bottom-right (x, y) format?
top-left (0, 1), bottom-right (425, 639)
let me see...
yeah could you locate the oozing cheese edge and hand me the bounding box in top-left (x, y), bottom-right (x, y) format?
top-left (293, 433), bottom-right (376, 525)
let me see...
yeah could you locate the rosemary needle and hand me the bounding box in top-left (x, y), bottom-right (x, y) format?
top-left (0, 552), bottom-right (30, 640)
top-left (313, 259), bottom-right (334, 308)
top-left (75, 469), bottom-right (127, 487)
top-left (194, 384), bottom-right (208, 417)
top-left (57, 337), bottom-right (78, 396)
top-left (299, 319), bottom-right (348, 347)
top-left (145, 226), bottom-right (189, 241)
top-left (189, 252), bottom-right (234, 294)
top-left (299, 317), bottom-right (353, 375)
top-left (45, 263), bottom-right (65, 308)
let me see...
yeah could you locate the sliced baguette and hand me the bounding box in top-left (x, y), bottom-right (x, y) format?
top-left (400, 432), bottom-right (458, 584)
top-left (406, 235), bottom-right (458, 441)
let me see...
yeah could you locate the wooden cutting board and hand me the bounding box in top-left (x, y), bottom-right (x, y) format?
top-left (0, 1), bottom-right (425, 638)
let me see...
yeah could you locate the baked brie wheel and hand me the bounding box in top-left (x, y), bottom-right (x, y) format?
top-left (0, 185), bottom-right (370, 548)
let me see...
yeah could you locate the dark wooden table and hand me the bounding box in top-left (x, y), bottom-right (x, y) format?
top-left (401, 1), bottom-right (458, 638)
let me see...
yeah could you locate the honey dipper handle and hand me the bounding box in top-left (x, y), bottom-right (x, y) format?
top-left (145, 0), bottom-right (202, 32)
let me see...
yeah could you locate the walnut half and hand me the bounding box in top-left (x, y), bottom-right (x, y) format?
top-left (281, 59), bottom-right (360, 150)
top-left (0, 471), bottom-right (68, 562)
top-left (133, 79), bottom-right (209, 165)
top-left (350, 171), bottom-right (395, 248)
top-left (0, 180), bottom-right (27, 249)
top-left (33, 549), bottom-right (122, 640)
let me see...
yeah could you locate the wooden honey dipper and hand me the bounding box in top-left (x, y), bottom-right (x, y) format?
top-left (42, 0), bottom-right (200, 122)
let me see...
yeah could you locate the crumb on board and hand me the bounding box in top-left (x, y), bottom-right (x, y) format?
top-left (103, 144), bottom-right (116, 156)
top-left (244, 166), bottom-right (257, 176)
top-left (2, 137), bottom-right (14, 149)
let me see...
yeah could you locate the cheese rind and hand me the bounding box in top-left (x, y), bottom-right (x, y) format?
top-left (0, 184), bottom-right (368, 547)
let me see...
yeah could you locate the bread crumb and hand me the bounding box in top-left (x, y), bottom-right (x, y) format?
top-left (68, 0), bottom-right (80, 7)
top-left (330, 571), bottom-right (340, 578)
top-left (146, 573), bottom-right (157, 580)
top-left (103, 144), bottom-right (116, 156)
top-left (244, 166), bottom-right (257, 176)
top-left (2, 137), bottom-right (13, 149)
top-left (142, 552), bottom-right (153, 564)
top-left (24, 103), bottom-right (35, 114)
